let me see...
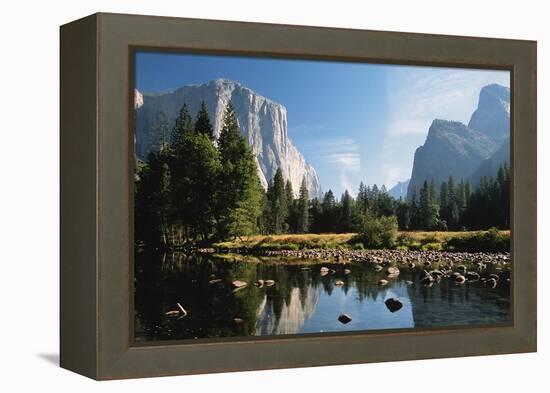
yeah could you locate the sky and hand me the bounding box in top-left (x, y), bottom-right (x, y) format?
top-left (136, 52), bottom-right (510, 197)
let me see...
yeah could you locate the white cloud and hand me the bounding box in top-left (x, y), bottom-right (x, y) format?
top-left (385, 67), bottom-right (510, 136)
top-left (301, 137), bottom-right (361, 193)
top-left (378, 66), bottom-right (510, 189)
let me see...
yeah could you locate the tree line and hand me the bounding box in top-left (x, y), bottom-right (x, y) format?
top-left (135, 101), bottom-right (510, 249)
top-left (135, 101), bottom-right (264, 248)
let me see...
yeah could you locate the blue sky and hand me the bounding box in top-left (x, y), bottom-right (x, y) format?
top-left (136, 52), bottom-right (509, 197)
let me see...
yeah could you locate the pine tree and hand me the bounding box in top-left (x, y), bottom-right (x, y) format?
top-left (217, 101), bottom-right (263, 239)
top-left (297, 176), bottom-right (309, 233)
top-left (309, 198), bottom-right (322, 233)
top-left (321, 190), bottom-right (337, 232)
top-left (149, 110), bottom-right (171, 152)
top-left (339, 190), bottom-right (354, 233)
top-left (134, 149), bottom-right (172, 248)
top-left (170, 103), bottom-right (193, 150)
top-left (409, 187), bottom-right (420, 229)
top-left (268, 168), bottom-right (288, 234)
top-left (418, 180), bottom-right (439, 230)
top-left (194, 101), bottom-right (214, 140)
top-left (356, 181), bottom-right (368, 216)
top-left (396, 200), bottom-right (411, 230)
top-left (285, 179), bottom-right (298, 232)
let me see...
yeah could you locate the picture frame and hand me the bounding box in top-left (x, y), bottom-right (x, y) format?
top-left (60, 12), bottom-right (537, 380)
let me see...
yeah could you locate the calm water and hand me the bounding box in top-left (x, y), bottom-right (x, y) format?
top-left (134, 252), bottom-right (511, 342)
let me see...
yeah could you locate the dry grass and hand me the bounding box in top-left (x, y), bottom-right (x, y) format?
top-left (213, 230), bottom-right (510, 251)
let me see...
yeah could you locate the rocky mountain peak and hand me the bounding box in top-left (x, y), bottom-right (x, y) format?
top-left (135, 80), bottom-right (322, 198)
top-left (134, 89), bottom-right (143, 109)
top-left (468, 84), bottom-right (510, 141)
top-left (407, 83), bottom-right (510, 199)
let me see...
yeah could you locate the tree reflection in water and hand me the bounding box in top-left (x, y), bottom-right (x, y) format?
top-left (134, 251), bottom-right (511, 342)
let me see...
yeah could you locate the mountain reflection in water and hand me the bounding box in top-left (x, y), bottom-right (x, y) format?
top-left (134, 252), bottom-right (511, 342)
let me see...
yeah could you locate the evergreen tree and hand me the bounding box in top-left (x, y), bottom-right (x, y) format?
top-left (356, 181), bottom-right (369, 216)
top-left (339, 190), bottom-right (354, 233)
top-left (297, 176), bottom-right (310, 233)
top-left (134, 149), bottom-right (172, 248)
top-left (321, 190), bottom-right (337, 232)
top-left (194, 101), bottom-right (214, 140)
top-left (418, 180), bottom-right (439, 230)
top-left (439, 181), bottom-right (449, 222)
top-left (217, 101), bottom-right (263, 239)
top-left (149, 110), bottom-right (170, 152)
top-left (285, 179), bottom-right (298, 233)
top-left (170, 103), bottom-right (194, 150)
top-left (409, 187), bottom-right (420, 229)
top-left (267, 168), bottom-right (288, 234)
top-left (396, 199), bottom-right (411, 230)
top-left (309, 198), bottom-right (323, 233)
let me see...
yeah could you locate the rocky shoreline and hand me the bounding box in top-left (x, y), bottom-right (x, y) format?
top-left (198, 247), bottom-right (511, 267)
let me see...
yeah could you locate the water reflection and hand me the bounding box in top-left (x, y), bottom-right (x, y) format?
top-left (134, 251), bottom-right (511, 342)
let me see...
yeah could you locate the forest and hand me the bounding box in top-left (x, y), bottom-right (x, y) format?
top-left (135, 101), bottom-right (511, 249)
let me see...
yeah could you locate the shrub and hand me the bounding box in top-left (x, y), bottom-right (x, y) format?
top-left (281, 243), bottom-right (300, 250)
top-left (422, 242), bottom-right (443, 251)
top-left (395, 245), bottom-right (409, 251)
top-left (420, 234), bottom-right (439, 245)
top-left (396, 233), bottom-right (414, 247)
top-left (444, 228), bottom-right (509, 252)
top-left (408, 241), bottom-right (422, 251)
top-left (350, 215), bottom-right (398, 249)
top-left (352, 243), bottom-right (365, 250)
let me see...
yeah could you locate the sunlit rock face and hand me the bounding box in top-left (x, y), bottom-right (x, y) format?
top-left (134, 79), bottom-right (322, 198)
top-left (254, 286), bottom-right (320, 336)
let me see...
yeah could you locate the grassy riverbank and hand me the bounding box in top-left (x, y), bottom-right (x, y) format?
top-left (212, 229), bottom-right (510, 253)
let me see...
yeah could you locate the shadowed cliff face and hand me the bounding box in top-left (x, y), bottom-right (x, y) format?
top-left (468, 83), bottom-right (510, 142)
top-left (134, 79), bottom-right (322, 198)
top-left (406, 84), bottom-right (510, 198)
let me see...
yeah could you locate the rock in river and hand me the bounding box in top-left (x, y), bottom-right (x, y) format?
top-left (386, 266), bottom-right (400, 276)
top-left (378, 279), bottom-right (389, 286)
top-left (385, 298), bottom-right (403, 313)
top-left (455, 275), bottom-right (466, 284)
top-left (338, 314), bottom-right (352, 324)
top-left (264, 279), bottom-right (275, 286)
top-left (232, 280), bottom-right (248, 290)
top-left (335, 280), bottom-right (345, 286)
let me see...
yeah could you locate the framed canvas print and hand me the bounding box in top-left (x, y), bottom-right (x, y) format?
top-left (60, 13), bottom-right (537, 380)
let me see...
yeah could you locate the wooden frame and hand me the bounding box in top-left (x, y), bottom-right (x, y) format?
top-left (60, 12), bottom-right (537, 380)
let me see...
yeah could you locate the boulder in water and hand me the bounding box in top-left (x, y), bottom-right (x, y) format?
top-left (385, 298), bottom-right (403, 313)
top-left (338, 314), bottom-right (352, 324)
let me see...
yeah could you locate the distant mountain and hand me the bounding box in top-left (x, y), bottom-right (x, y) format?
top-left (388, 179), bottom-right (410, 200)
top-left (134, 79), bottom-right (322, 198)
top-left (407, 84), bottom-right (510, 198)
top-left (407, 120), bottom-right (497, 196)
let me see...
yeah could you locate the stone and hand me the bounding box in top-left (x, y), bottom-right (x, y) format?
top-left (231, 280), bottom-right (247, 289)
top-left (385, 298), bottom-right (403, 313)
top-left (386, 266), bottom-right (400, 275)
top-left (338, 314), bottom-right (352, 324)
top-left (455, 275), bottom-right (466, 284)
